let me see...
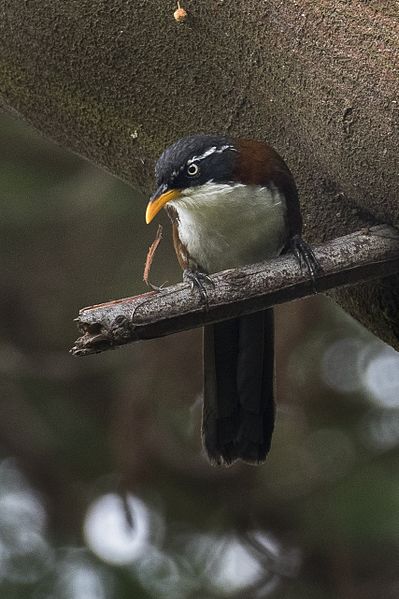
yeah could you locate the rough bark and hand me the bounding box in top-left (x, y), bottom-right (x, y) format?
top-left (1, 1), bottom-right (398, 347)
top-left (71, 226), bottom-right (399, 356)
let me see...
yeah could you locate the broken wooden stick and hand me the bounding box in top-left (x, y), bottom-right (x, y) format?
top-left (71, 225), bottom-right (399, 357)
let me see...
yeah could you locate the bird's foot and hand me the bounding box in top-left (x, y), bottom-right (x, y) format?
top-left (183, 269), bottom-right (215, 304)
top-left (291, 235), bottom-right (322, 291)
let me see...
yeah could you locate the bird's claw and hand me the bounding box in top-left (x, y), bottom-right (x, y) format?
top-left (291, 235), bottom-right (322, 291)
top-left (183, 269), bottom-right (214, 304)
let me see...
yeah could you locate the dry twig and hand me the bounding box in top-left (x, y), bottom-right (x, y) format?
top-left (71, 225), bottom-right (399, 357)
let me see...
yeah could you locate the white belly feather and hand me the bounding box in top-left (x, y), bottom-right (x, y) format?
top-left (169, 182), bottom-right (288, 274)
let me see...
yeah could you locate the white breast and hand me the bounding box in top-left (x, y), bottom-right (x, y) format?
top-left (169, 182), bottom-right (288, 274)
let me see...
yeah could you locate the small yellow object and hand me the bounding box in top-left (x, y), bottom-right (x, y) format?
top-left (174, 2), bottom-right (187, 22)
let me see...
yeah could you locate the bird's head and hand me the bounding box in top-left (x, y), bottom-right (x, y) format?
top-left (146, 134), bottom-right (298, 225)
top-left (145, 134), bottom-right (238, 224)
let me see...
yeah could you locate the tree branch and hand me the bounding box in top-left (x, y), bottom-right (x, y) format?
top-left (71, 225), bottom-right (399, 357)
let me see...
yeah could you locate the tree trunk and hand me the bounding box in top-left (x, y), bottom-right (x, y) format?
top-left (1, 1), bottom-right (398, 347)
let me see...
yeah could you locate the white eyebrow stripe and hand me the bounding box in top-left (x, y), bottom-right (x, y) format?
top-left (187, 144), bottom-right (236, 164)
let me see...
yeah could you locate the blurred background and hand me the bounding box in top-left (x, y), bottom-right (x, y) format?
top-left (0, 110), bottom-right (398, 599)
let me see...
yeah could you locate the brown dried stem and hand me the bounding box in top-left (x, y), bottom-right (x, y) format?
top-left (71, 225), bottom-right (399, 357)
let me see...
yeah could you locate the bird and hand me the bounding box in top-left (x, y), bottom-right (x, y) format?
top-left (145, 134), bottom-right (318, 466)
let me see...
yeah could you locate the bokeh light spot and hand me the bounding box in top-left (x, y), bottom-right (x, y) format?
top-left (135, 547), bottom-right (182, 599)
top-left (321, 337), bottom-right (364, 393)
top-left (54, 549), bottom-right (111, 599)
top-left (84, 493), bottom-right (151, 565)
top-left (363, 346), bottom-right (399, 408)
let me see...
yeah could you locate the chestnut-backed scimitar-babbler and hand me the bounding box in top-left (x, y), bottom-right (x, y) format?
top-left (146, 134), bottom-right (318, 466)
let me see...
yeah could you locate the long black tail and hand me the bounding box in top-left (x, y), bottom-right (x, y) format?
top-left (202, 309), bottom-right (275, 466)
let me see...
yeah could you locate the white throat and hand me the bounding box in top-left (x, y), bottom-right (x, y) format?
top-left (169, 182), bottom-right (288, 274)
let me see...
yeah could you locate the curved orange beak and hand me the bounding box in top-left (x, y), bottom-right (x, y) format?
top-left (145, 187), bottom-right (182, 224)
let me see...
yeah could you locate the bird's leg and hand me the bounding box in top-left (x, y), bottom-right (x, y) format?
top-left (183, 268), bottom-right (215, 304)
top-left (290, 235), bottom-right (322, 289)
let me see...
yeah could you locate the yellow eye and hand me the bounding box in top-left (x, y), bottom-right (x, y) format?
top-left (187, 163), bottom-right (199, 176)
